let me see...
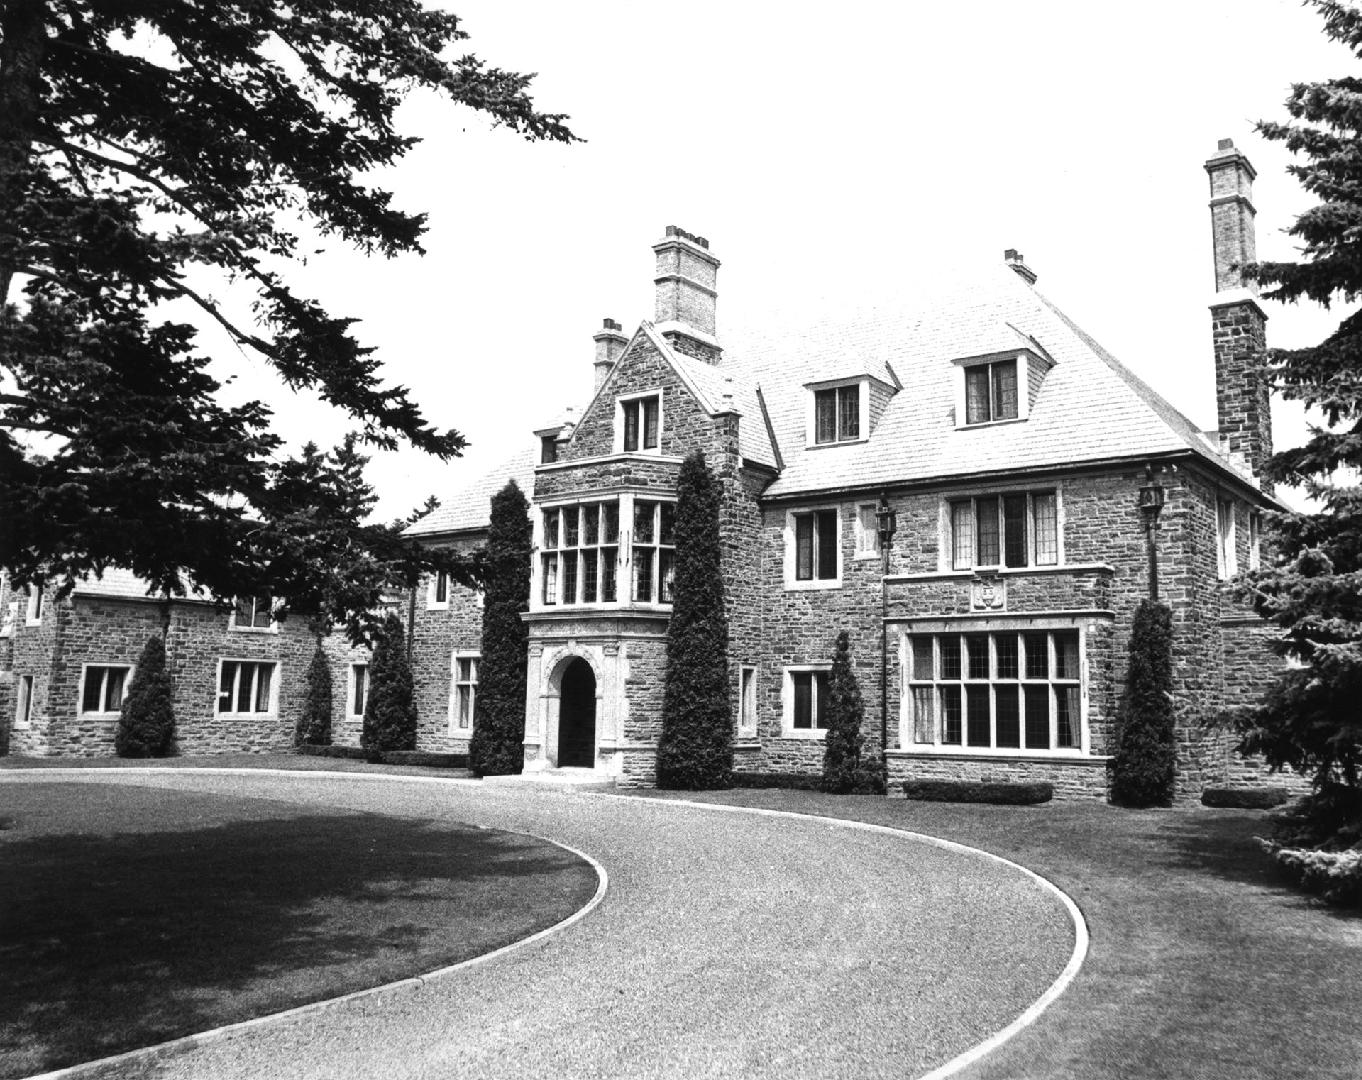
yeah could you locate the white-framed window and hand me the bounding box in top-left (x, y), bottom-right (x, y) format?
top-left (617, 391), bottom-right (662, 454)
top-left (349, 663), bottom-right (369, 718)
top-left (785, 507), bottom-right (841, 589)
top-left (15, 675), bottom-right (34, 729)
top-left (231, 595), bottom-right (274, 632)
top-left (427, 571), bottom-right (450, 610)
top-left (1248, 510), bottom-right (1262, 572)
top-left (962, 358), bottom-right (1020, 425)
top-left (450, 653), bottom-right (479, 734)
top-left (782, 666), bottom-right (832, 737)
top-left (542, 501), bottom-right (621, 606)
top-left (80, 664), bottom-right (132, 715)
top-left (855, 504), bottom-right (880, 559)
top-left (216, 660), bottom-right (277, 714)
top-left (631, 499), bottom-right (676, 604)
top-left (1217, 498), bottom-right (1238, 580)
top-left (905, 627), bottom-right (1084, 754)
top-left (948, 491), bottom-right (1059, 570)
top-left (805, 378), bottom-right (870, 447)
top-left (738, 665), bottom-right (757, 736)
top-left (25, 585), bottom-right (43, 627)
top-left (1, 575), bottom-right (14, 637)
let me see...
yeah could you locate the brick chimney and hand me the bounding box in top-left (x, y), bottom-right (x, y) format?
top-left (1205, 137), bottom-right (1272, 490)
top-left (593, 317), bottom-right (627, 391)
top-left (653, 225), bottom-right (721, 363)
top-left (1004, 248), bottom-right (1037, 285)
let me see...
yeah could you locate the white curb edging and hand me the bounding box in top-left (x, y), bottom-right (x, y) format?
top-left (12, 768), bottom-right (607, 1080)
top-left (602, 793), bottom-right (1090, 1080)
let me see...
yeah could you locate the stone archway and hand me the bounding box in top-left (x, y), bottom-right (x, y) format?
top-left (557, 658), bottom-right (597, 768)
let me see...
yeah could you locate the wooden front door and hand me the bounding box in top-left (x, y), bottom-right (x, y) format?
top-left (558, 659), bottom-right (597, 768)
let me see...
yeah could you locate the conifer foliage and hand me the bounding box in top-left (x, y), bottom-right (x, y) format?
top-left (1110, 600), bottom-right (1176, 807)
top-left (295, 643), bottom-right (333, 747)
top-left (115, 634), bottom-right (175, 758)
top-left (820, 630), bottom-right (887, 795)
top-left (657, 451), bottom-right (733, 790)
top-left (1233, 1), bottom-right (1362, 817)
top-left (360, 613), bottom-right (417, 753)
top-left (468, 482), bottom-right (532, 777)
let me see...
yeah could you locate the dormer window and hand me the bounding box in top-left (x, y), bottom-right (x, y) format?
top-left (541, 436), bottom-right (559, 464)
top-left (620, 393), bottom-right (660, 452)
top-left (814, 384), bottom-right (860, 443)
top-left (965, 359), bottom-right (1019, 424)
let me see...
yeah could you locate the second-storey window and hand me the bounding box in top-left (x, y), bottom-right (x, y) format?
top-left (950, 492), bottom-right (1058, 570)
top-left (233, 595), bottom-right (272, 629)
top-left (218, 660), bottom-right (276, 714)
top-left (814, 384), bottom-right (860, 443)
top-left (632, 499), bottom-right (676, 604)
top-left (1217, 498), bottom-right (1238, 579)
top-left (794, 509), bottom-right (839, 581)
top-left (622, 395), bottom-right (660, 452)
top-left (964, 360), bottom-right (1019, 424)
top-left (543, 502), bottom-right (620, 606)
top-left (81, 665), bottom-right (131, 714)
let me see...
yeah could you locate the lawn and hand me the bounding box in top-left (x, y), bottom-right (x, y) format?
top-left (643, 788), bottom-right (1362, 1080)
top-left (0, 781), bottom-right (599, 1079)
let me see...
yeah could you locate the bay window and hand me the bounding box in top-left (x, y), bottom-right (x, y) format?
top-left (539, 496), bottom-right (674, 607)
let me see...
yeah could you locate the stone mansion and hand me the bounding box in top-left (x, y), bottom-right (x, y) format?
top-left (0, 140), bottom-right (1287, 801)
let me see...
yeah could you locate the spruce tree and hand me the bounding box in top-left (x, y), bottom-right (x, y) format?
top-left (115, 634), bottom-right (175, 758)
top-left (657, 451), bottom-right (733, 790)
top-left (295, 643), bottom-right (333, 747)
top-left (468, 481), bottom-right (531, 776)
top-left (360, 613), bottom-right (417, 753)
top-left (1233, 1), bottom-right (1362, 820)
top-left (1110, 600), bottom-right (1176, 807)
top-left (821, 630), bottom-right (887, 795)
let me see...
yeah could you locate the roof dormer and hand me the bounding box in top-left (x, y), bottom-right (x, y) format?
top-left (803, 374), bottom-right (897, 448)
top-left (952, 326), bottom-right (1055, 429)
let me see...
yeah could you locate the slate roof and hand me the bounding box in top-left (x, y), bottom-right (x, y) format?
top-left (408, 256), bottom-right (1266, 534)
top-left (405, 445), bottom-right (538, 538)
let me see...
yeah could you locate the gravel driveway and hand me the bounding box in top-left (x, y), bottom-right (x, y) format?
top-left (10, 770), bottom-right (1077, 1080)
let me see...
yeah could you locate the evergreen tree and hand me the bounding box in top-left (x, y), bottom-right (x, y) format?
top-left (295, 643), bottom-right (333, 747)
top-left (1234, 0), bottom-right (1362, 816)
top-left (360, 613), bottom-right (416, 753)
top-left (115, 634), bottom-right (175, 758)
top-left (1110, 600), bottom-right (1176, 807)
top-left (0, 2), bottom-right (575, 619)
top-left (468, 481), bottom-right (531, 776)
top-left (820, 630), bottom-right (887, 795)
top-left (657, 451), bottom-right (733, 790)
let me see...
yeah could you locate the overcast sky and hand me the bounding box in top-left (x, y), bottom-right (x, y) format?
top-left (207, 0), bottom-right (1354, 519)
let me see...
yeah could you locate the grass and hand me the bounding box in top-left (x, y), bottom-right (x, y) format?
top-left (642, 788), bottom-right (1362, 1080)
top-left (0, 781), bottom-right (599, 1079)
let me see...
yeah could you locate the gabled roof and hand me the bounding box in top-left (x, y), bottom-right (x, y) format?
top-left (404, 445), bottom-right (537, 538)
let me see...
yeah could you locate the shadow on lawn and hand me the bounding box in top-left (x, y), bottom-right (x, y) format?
top-left (0, 799), bottom-right (591, 1078)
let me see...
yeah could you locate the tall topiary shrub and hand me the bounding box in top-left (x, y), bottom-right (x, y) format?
top-left (821, 630), bottom-right (887, 795)
top-left (657, 451), bottom-right (733, 790)
top-left (1111, 599), bottom-right (1176, 807)
top-left (469, 480), bottom-right (531, 776)
top-left (295, 642), bottom-right (333, 747)
top-left (361, 613), bottom-right (417, 753)
top-left (115, 634), bottom-right (175, 758)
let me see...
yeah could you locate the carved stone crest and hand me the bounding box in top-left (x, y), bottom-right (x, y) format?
top-left (970, 572), bottom-right (1006, 612)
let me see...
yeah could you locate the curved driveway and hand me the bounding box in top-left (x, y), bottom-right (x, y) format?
top-left (11, 770), bottom-right (1077, 1080)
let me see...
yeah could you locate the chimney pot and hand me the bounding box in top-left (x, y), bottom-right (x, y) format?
top-left (1003, 248), bottom-right (1038, 285)
top-left (593, 317), bottom-right (629, 391)
top-left (1218, 137), bottom-right (1234, 151)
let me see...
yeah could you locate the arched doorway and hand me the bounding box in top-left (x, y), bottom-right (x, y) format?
top-left (558, 658), bottom-right (597, 768)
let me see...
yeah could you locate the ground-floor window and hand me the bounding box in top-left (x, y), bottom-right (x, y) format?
top-left (450, 653), bottom-right (479, 734)
top-left (81, 665), bottom-right (131, 714)
top-left (349, 663), bottom-right (369, 718)
top-left (738, 665), bottom-right (757, 737)
top-left (15, 674), bottom-right (34, 728)
top-left (906, 628), bottom-right (1082, 752)
top-left (783, 666), bottom-right (832, 736)
top-left (217, 660), bottom-right (276, 714)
